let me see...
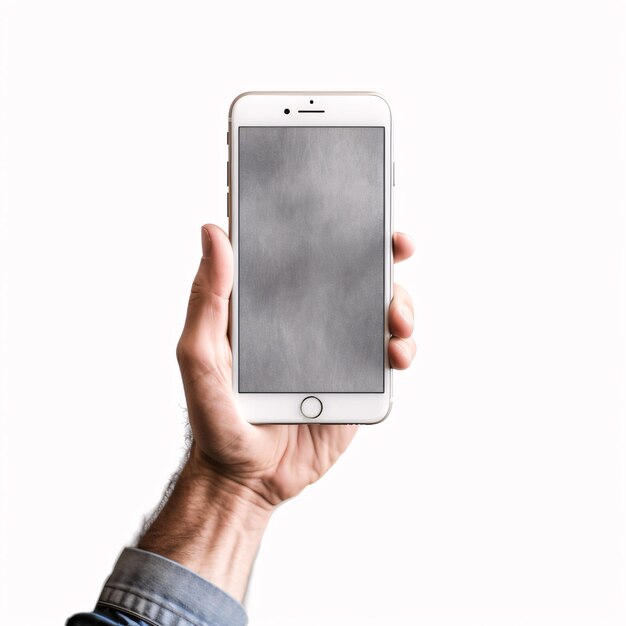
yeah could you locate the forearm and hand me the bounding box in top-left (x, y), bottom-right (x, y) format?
top-left (137, 449), bottom-right (273, 601)
top-left (67, 447), bottom-right (273, 626)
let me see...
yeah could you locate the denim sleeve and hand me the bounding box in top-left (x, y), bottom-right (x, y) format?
top-left (66, 547), bottom-right (248, 626)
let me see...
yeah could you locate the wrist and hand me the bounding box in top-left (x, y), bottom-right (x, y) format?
top-left (138, 449), bottom-right (273, 601)
top-left (185, 446), bottom-right (275, 524)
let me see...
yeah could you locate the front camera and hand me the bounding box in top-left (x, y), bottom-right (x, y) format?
top-left (284, 108), bottom-right (290, 114)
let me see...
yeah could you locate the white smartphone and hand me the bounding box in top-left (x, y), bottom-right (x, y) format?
top-left (227, 91), bottom-right (394, 424)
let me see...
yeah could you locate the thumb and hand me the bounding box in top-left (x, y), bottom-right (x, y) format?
top-left (183, 224), bottom-right (233, 340)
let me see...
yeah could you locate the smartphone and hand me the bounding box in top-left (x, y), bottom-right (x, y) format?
top-left (228, 91), bottom-right (393, 424)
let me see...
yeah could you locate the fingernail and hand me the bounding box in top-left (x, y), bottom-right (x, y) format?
top-left (399, 305), bottom-right (413, 329)
top-left (201, 227), bottom-right (211, 258)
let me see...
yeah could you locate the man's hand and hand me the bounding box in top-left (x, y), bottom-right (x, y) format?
top-left (139, 224), bottom-right (415, 600)
top-left (177, 224), bottom-right (415, 504)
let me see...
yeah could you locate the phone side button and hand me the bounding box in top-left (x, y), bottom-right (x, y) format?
top-left (300, 396), bottom-right (323, 419)
top-left (226, 192), bottom-right (229, 218)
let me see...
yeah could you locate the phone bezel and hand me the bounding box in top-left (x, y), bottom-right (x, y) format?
top-left (228, 92), bottom-right (393, 424)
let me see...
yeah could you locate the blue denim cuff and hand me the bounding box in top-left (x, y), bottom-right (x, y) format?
top-left (96, 547), bottom-right (248, 626)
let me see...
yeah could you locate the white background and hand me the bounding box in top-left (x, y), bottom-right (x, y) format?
top-left (0, 1), bottom-right (624, 625)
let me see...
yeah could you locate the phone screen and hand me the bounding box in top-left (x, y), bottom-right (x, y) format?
top-left (238, 126), bottom-right (385, 393)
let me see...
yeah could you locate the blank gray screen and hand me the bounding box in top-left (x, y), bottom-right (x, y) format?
top-left (238, 126), bottom-right (384, 393)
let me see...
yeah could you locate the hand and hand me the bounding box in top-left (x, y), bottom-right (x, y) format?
top-left (176, 224), bottom-right (416, 507)
top-left (139, 224), bottom-right (415, 600)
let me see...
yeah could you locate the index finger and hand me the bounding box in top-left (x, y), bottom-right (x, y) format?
top-left (393, 232), bottom-right (415, 264)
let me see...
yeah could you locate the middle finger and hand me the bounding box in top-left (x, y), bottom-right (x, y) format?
top-left (389, 283), bottom-right (414, 339)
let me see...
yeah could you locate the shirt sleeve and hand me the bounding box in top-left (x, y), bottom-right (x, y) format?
top-left (66, 547), bottom-right (248, 626)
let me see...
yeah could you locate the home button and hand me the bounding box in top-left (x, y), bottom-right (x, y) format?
top-left (300, 396), bottom-right (323, 419)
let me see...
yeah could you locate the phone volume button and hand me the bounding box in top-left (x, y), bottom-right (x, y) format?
top-left (227, 161), bottom-right (230, 187)
top-left (226, 191), bottom-right (230, 218)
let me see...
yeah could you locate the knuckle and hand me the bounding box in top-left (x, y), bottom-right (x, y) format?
top-left (176, 336), bottom-right (199, 365)
top-left (188, 280), bottom-right (203, 307)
